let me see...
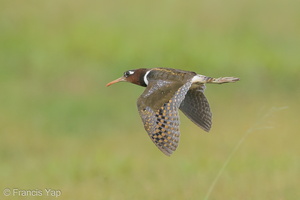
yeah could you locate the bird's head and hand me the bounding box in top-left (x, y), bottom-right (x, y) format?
top-left (106, 68), bottom-right (149, 87)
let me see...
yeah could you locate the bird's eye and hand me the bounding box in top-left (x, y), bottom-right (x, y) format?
top-left (124, 70), bottom-right (134, 77)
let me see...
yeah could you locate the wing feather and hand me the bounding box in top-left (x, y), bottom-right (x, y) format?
top-left (179, 84), bottom-right (212, 132)
top-left (137, 81), bottom-right (192, 156)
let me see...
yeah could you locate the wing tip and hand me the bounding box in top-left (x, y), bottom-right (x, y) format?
top-left (157, 148), bottom-right (173, 156)
top-left (186, 117), bottom-right (212, 133)
top-left (163, 152), bottom-right (172, 156)
top-left (204, 127), bottom-right (211, 132)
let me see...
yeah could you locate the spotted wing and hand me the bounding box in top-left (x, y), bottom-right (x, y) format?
top-left (179, 84), bottom-right (212, 132)
top-left (137, 82), bottom-right (192, 156)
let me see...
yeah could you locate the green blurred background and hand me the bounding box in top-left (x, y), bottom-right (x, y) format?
top-left (1, 0), bottom-right (299, 199)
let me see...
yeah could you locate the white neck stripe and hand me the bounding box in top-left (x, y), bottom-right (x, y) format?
top-left (144, 70), bottom-right (151, 86)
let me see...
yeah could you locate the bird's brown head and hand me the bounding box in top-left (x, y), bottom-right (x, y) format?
top-left (106, 68), bottom-right (149, 87)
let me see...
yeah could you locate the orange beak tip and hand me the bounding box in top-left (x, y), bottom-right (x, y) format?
top-left (106, 77), bottom-right (125, 87)
top-left (106, 81), bottom-right (115, 87)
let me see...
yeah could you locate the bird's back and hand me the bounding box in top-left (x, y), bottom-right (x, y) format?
top-left (147, 68), bottom-right (196, 84)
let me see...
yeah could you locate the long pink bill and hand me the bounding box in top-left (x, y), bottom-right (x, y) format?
top-left (106, 77), bottom-right (126, 87)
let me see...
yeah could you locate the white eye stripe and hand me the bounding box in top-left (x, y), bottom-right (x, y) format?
top-left (144, 70), bottom-right (151, 86)
top-left (124, 70), bottom-right (135, 77)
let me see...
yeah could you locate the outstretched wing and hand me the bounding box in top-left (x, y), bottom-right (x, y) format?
top-left (137, 81), bottom-right (192, 156)
top-left (179, 84), bottom-right (212, 132)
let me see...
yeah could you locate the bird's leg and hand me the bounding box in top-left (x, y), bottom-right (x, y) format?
top-left (192, 75), bottom-right (239, 84)
top-left (207, 77), bottom-right (240, 84)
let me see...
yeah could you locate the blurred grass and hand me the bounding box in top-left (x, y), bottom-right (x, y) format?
top-left (0, 0), bottom-right (300, 199)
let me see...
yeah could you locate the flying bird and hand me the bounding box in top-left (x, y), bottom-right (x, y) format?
top-left (106, 68), bottom-right (239, 156)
